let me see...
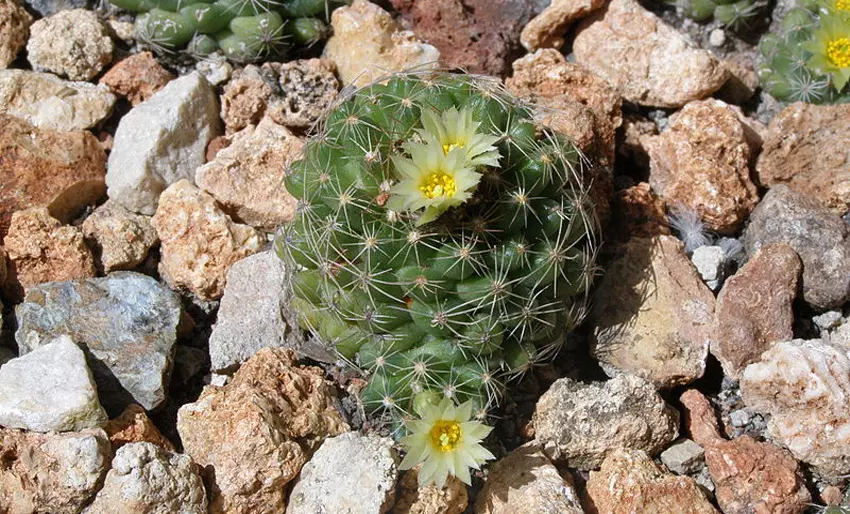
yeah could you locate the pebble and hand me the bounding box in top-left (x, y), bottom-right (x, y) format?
top-left (106, 72), bottom-right (220, 215)
top-left (394, 466), bottom-right (468, 514)
top-left (660, 438), bottom-right (705, 475)
top-left (728, 409), bottom-right (751, 428)
top-left (195, 54), bottom-right (232, 86)
top-left (81, 199), bottom-right (159, 273)
top-left (709, 28), bottom-right (725, 47)
top-left (102, 403), bottom-right (175, 452)
top-left (0, 0), bottom-right (31, 69)
top-left (521, 0), bottom-right (607, 51)
top-left (691, 245), bottom-right (726, 291)
top-left (0, 336), bottom-right (106, 432)
top-left (219, 64), bottom-right (279, 132)
top-left (287, 432), bottom-right (398, 514)
top-left (16, 271), bottom-right (183, 413)
top-left (99, 52), bottom-right (175, 106)
top-left (26, 9), bottom-right (113, 81)
top-left (813, 311), bottom-right (843, 331)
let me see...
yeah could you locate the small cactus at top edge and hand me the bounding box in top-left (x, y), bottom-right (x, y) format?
top-left (661, 0), bottom-right (769, 31)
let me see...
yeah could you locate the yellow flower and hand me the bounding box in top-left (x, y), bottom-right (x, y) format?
top-left (399, 397), bottom-right (495, 488)
top-left (804, 15), bottom-right (850, 91)
top-left (418, 107), bottom-right (501, 167)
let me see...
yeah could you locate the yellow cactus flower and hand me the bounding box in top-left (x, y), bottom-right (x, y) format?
top-left (804, 15), bottom-right (850, 91)
top-left (399, 397), bottom-right (495, 488)
top-left (418, 107), bottom-right (501, 167)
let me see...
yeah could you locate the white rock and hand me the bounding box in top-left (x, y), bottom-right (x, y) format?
top-left (691, 245), bottom-right (726, 291)
top-left (84, 442), bottom-right (207, 514)
top-left (106, 72), bottom-right (220, 215)
top-left (0, 336), bottom-right (106, 432)
top-left (287, 432), bottom-right (399, 514)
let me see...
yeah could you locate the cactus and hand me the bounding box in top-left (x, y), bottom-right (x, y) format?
top-left (667, 0), bottom-right (768, 30)
top-left (113, 0), bottom-right (345, 63)
top-left (275, 72), bottom-right (600, 435)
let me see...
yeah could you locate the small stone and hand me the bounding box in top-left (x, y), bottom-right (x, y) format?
top-left (0, 336), bottom-right (106, 432)
top-left (195, 117), bottom-right (302, 230)
top-left (102, 404), bottom-right (175, 452)
top-left (323, 0), bottom-right (441, 87)
top-left (679, 389), bottom-right (723, 447)
top-left (712, 244), bottom-right (801, 378)
top-left (15, 272), bottom-right (183, 413)
top-left (220, 64), bottom-right (278, 133)
top-left (107, 19), bottom-right (134, 42)
top-left (106, 72), bottom-right (220, 215)
top-left (0, 114), bottom-right (106, 239)
top-left (0, 0), bottom-right (31, 69)
top-left (26, 9), bottom-right (113, 81)
top-left (394, 466), bottom-right (468, 514)
top-left (756, 102), bottom-right (850, 216)
top-left (521, 0), bottom-right (607, 51)
top-left (177, 348), bottom-right (348, 513)
top-left (0, 428), bottom-right (111, 514)
top-left (84, 442), bottom-right (207, 514)
top-left (474, 445), bottom-right (582, 514)
top-left (534, 374), bottom-right (679, 469)
top-left (645, 99), bottom-right (759, 233)
top-left (287, 431), bottom-right (398, 514)
top-left (265, 59), bottom-right (340, 129)
top-left (709, 28), bottom-right (725, 47)
top-left (590, 236), bottom-right (714, 388)
top-left (691, 245), bottom-right (726, 291)
top-left (743, 185), bottom-right (850, 310)
top-left (81, 199), bottom-right (159, 273)
top-left (660, 439), bottom-right (705, 475)
top-left (728, 409), bottom-right (750, 428)
top-left (821, 486), bottom-right (844, 506)
top-left (195, 54), bottom-right (232, 86)
top-left (586, 449), bottom-right (719, 514)
top-left (573, 0), bottom-right (728, 108)
top-left (151, 180), bottom-right (263, 301)
top-left (741, 338), bottom-right (850, 480)
top-left (22, 0), bottom-right (89, 16)
top-left (2, 207), bottom-right (96, 301)
top-left (99, 52), bottom-right (175, 106)
top-left (813, 311), bottom-right (843, 331)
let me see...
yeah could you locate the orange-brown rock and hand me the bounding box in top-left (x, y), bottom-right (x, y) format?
top-left (99, 51), bottom-right (175, 106)
top-left (608, 182), bottom-right (670, 243)
top-left (521, 0), bottom-right (607, 51)
top-left (679, 389), bottom-right (723, 446)
top-left (393, 466), bottom-right (468, 514)
top-left (103, 403), bottom-right (175, 452)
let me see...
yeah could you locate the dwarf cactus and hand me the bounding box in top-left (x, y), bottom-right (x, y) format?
top-left (275, 72), bottom-right (600, 434)
top-left (664, 0), bottom-right (768, 30)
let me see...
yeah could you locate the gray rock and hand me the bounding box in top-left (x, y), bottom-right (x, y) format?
top-left (16, 272), bottom-right (183, 413)
top-left (728, 409), bottom-right (751, 428)
top-left (22, 0), bottom-right (89, 16)
top-left (534, 374), bottom-right (680, 470)
top-left (106, 72), bottom-right (220, 215)
top-left (287, 432), bottom-right (399, 514)
top-left (0, 336), bottom-right (106, 432)
top-left (84, 442), bottom-right (207, 514)
top-left (660, 439), bottom-right (705, 475)
top-left (209, 251), bottom-right (311, 373)
top-left (691, 245), bottom-right (726, 291)
top-left (26, 9), bottom-right (113, 81)
top-left (743, 185), bottom-right (850, 310)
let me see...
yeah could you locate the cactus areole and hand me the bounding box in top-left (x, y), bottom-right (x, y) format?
top-left (276, 72), bottom-right (600, 435)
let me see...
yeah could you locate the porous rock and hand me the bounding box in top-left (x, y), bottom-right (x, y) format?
top-left (99, 51), bottom-right (175, 106)
top-left (521, 0), bottom-right (607, 51)
top-left (0, 0), bottom-right (31, 69)
top-left (220, 64), bottom-right (278, 133)
top-left (394, 466), bottom-right (468, 514)
top-left (26, 9), bottom-right (113, 81)
top-left (265, 58), bottom-right (340, 129)
top-left (81, 199), bottom-right (158, 273)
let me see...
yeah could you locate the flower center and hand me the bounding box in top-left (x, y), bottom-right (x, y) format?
top-left (430, 420), bottom-right (461, 452)
top-left (837, 0), bottom-right (850, 11)
top-left (827, 37), bottom-right (850, 68)
top-left (442, 142), bottom-right (462, 155)
top-left (419, 171), bottom-right (457, 199)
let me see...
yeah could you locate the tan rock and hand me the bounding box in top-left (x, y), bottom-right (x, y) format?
top-left (716, 57), bottom-right (759, 105)
top-left (608, 182), bottom-right (670, 243)
top-left (586, 448), bottom-right (719, 514)
top-left (0, 114), bottom-right (107, 239)
top-left (712, 244), bottom-right (801, 378)
top-left (151, 180), bottom-right (263, 301)
top-left (220, 64), bottom-right (277, 133)
top-left (177, 348), bottom-right (348, 514)
top-left (103, 403), bottom-right (176, 452)
top-left (2, 207), bottom-right (96, 301)
top-left (323, 0), bottom-right (441, 87)
top-left (573, 0), bottom-right (729, 108)
top-left (26, 9), bottom-right (113, 81)
top-left (99, 51), bottom-right (175, 106)
top-left (474, 445), bottom-right (582, 514)
top-left (645, 99), bottom-right (759, 233)
top-left (590, 236), bottom-right (714, 388)
top-left (265, 59), bottom-right (340, 129)
top-left (521, 0), bottom-right (607, 50)
top-left (0, 0), bottom-right (31, 69)
top-left (196, 117), bottom-right (303, 230)
top-left (394, 466), bottom-right (468, 514)
top-left (821, 486), bottom-right (844, 506)
top-left (82, 199), bottom-right (159, 273)
top-left (756, 102), bottom-right (850, 215)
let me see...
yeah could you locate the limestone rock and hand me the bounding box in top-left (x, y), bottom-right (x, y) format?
top-left (586, 449), bottom-right (719, 514)
top-left (474, 445), bottom-right (582, 514)
top-left (0, 428), bottom-right (111, 514)
top-left (712, 244), bottom-right (801, 378)
top-left (106, 72), bottom-right (220, 215)
top-left (16, 272), bottom-right (182, 413)
top-left (590, 235), bottom-right (714, 388)
top-left (0, 69), bottom-right (116, 131)
top-left (521, 0), bottom-right (607, 51)
top-left (103, 404), bottom-right (175, 452)
top-left (660, 439), bottom-right (705, 475)
top-left (0, 336), bottom-right (106, 432)
top-left (573, 0), bottom-right (728, 108)
top-left (645, 99), bottom-right (759, 233)
top-left (0, 0), bottom-right (31, 69)
top-left (743, 185), bottom-right (850, 310)
top-left (26, 9), bottom-right (113, 81)
top-left (84, 442), bottom-right (207, 514)
top-left (323, 0), bottom-right (441, 87)
top-left (195, 117), bottom-right (302, 230)
top-left (99, 51), bottom-right (175, 106)
top-left (690, 245), bottom-right (727, 291)
top-left (287, 431), bottom-right (398, 514)
top-left (0, 114), bottom-right (106, 239)
top-left (756, 102), bottom-right (850, 215)
top-left (151, 180), bottom-right (263, 301)
top-left (177, 348), bottom-right (348, 513)
top-left (81, 199), bottom-right (158, 273)
top-left (534, 374), bottom-right (679, 469)
top-left (265, 59), bottom-right (340, 129)
top-left (394, 466), bottom-right (468, 514)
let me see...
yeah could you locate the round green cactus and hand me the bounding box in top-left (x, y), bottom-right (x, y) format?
top-left (275, 72), bottom-right (600, 434)
top-left (668, 0), bottom-right (768, 30)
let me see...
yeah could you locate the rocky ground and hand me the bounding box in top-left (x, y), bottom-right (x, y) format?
top-left (0, 0), bottom-right (849, 512)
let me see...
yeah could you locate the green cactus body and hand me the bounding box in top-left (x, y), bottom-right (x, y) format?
top-left (671, 0), bottom-right (768, 30)
top-left (276, 72), bottom-right (600, 434)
